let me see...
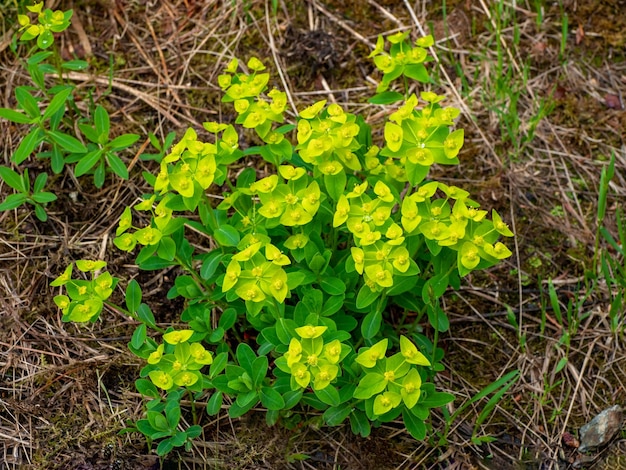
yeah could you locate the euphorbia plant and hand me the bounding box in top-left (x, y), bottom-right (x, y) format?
top-left (53, 31), bottom-right (513, 455)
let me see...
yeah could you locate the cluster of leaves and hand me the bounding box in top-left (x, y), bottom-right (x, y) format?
top-left (51, 32), bottom-right (514, 456)
top-left (0, 2), bottom-right (139, 221)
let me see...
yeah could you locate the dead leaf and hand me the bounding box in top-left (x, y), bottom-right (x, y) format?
top-left (605, 94), bottom-right (623, 110)
top-left (553, 85), bottom-right (568, 100)
top-left (531, 41), bottom-right (547, 56)
top-left (576, 24), bottom-right (585, 45)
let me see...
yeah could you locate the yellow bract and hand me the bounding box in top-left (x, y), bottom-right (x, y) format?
top-left (163, 330), bottom-right (194, 345)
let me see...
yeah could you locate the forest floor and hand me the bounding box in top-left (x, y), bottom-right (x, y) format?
top-left (1, 0), bottom-right (626, 469)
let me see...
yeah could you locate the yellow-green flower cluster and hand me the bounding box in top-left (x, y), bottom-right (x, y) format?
top-left (296, 101), bottom-right (362, 175)
top-left (276, 325), bottom-right (349, 391)
top-left (353, 337), bottom-right (430, 417)
top-left (147, 330), bottom-right (213, 391)
top-left (112, 194), bottom-right (174, 252)
top-left (251, 165), bottom-right (321, 227)
top-left (369, 32), bottom-right (434, 93)
top-left (334, 180), bottom-right (412, 290)
top-left (17, 2), bottom-right (72, 49)
top-left (218, 57), bottom-right (287, 142)
top-left (222, 234), bottom-right (290, 304)
top-left (380, 92), bottom-right (464, 186)
top-left (51, 260), bottom-right (115, 322)
top-left (153, 128), bottom-right (217, 201)
top-left (401, 182), bottom-right (513, 273)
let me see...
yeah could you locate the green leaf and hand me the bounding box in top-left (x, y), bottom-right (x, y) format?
top-left (208, 327), bottom-right (225, 343)
top-left (137, 303), bottom-right (156, 327)
top-left (164, 400), bottom-right (181, 429)
top-left (320, 277), bottom-right (346, 295)
top-left (0, 193), bottom-right (27, 211)
top-left (356, 284), bottom-right (379, 309)
top-left (475, 376), bottom-right (517, 428)
top-left (251, 356), bottom-right (268, 387)
top-left (314, 385), bottom-right (340, 406)
top-left (0, 108), bottom-right (31, 124)
top-left (105, 152), bottom-right (129, 179)
top-left (260, 386), bottom-right (285, 411)
top-left (61, 60), bottom-right (89, 71)
top-left (323, 171), bottom-right (346, 202)
top-left (320, 295), bottom-right (344, 317)
top-left (31, 192), bottom-right (56, 203)
top-left (93, 161), bottom-right (106, 188)
top-left (27, 64), bottom-right (45, 90)
top-left (206, 391), bottom-right (223, 415)
top-left (42, 87), bottom-right (72, 121)
top-left (48, 130), bottom-right (88, 153)
top-left (353, 373), bottom-right (387, 399)
top-left (554, 356), bottom-right (568, 374)
top-left (135, 378), bottom-right (160, 398)
top-left (78, 124), bottom-right (100, 143)
top-left (126, 279), bottom-right (142, 313)
top-left (51, 145), bottom-right (64, 174)
top-left (27, 51), bottom-right (54, 65)
top-left (33, 172), bottom-right (47, 193)
top-left (275, 318), bottom-right (297, 345)
top-left (420, 391), bottom-right (455, 408)
top-left (209, 352), bottom-right (228, 379)
top-left (13, 128), bottom-right (43, 165)
top-left (94, 105), bottom-right (110, 143)
top-left (74, 149), bottom-right (103, 177)
top-left (597, 153), bottom-right (615, 225)
top-left (137, 256), bottom-right (175, 270)
top-left (426, 303), bottom-right (449, 333)
top-left (156, 439), bottom-right (175, 456)
top-left (200, 251), bottom-right (223, 280)
top-left (131, 324), bottom-right (147, 349)
top-left (109, 133), bottom-right (140, 150)
top-left (547, 280), bottom-right (562, 325)
top-left (186, 425), bottom-right (202, 440)
top-left (387, 274), bottom-right (418, 296)
top-left (218, 308), bottom-right (237, 330)
top-left (169, 430), bottom-right (187, 447)
top-left (34, 204), bottom-right (48, 221)
top-left (37, 29), bottom-right (54, 49)
top-left (403, 409), bottom-right (427, 440)
top-left (368, 91), bottom-right (404, 105)
top-left (421, 274), bottom-right (449, 305)
top-left (157, 236), bottom-right (176, 261)
top-left (283, 390), bottom-right (303, 410)
top-left (361, 310), bottom-right (382, 339)
top-left (0, 166), bottom-right (26, 192)
top-left (229, 391), bottom-right (258, 418)
top-left (15, 87), bottom-right (40, 118)
top-left (236, 343), bottom-right (257, 375)
top-left (349, 410), bottom-right (371, 437)
top-left (213, 224), bottom-right (240, 247)
top-left (323, 403), bottom-right (352, 426)
top-left (236, 167), bottom-right (257, 188)
top-left (135, 420), bottom-right (158, 438)
top-left (403, 64), bottom-right (430, 83)
top-left (148, 132), bottom-right (162, 151)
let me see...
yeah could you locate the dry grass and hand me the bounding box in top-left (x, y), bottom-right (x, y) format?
top-left (1, 0), bottom-right (625, 469)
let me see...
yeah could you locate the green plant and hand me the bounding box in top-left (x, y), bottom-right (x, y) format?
top-left (53, 32), bottom-right (514, 456)
top-left (0, 3), bottom-right (139, 220)
top-left (0, 166), bottom-right (56, 221)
